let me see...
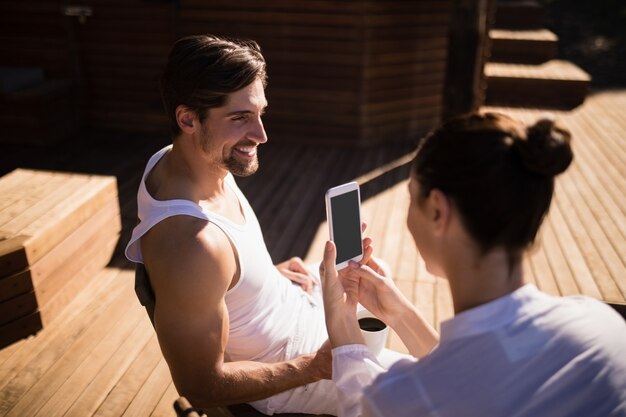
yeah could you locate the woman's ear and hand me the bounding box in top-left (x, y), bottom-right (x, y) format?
top-left (175, 105), bottom-right (197, 134)
top-left (427, 189), bottom-right (451, 235)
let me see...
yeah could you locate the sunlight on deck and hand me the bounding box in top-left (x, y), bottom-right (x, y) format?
top-left (0, 89), bottom-right (624, 416)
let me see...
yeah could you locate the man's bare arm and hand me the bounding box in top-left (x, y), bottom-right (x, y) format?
top-left (142, 216), bottom-right (330, 408)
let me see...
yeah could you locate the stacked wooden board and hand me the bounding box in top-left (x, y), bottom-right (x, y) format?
top-left (0, 169), bottom-right (120, 348)
top-left (0, 1), bottom-right (451, 146)
top-left (484, 0), bottom-right (590, 108)
top-left (0, 0), bottom-right (175, 137)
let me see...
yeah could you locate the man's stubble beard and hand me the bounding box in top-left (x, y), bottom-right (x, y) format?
top-left (225, 152), bottom-right (259, 177)
top-left (200, 126), bottom-right (259, 178)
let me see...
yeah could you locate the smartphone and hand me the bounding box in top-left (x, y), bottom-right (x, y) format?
top-left (325, 182), bottom-right (363, 270)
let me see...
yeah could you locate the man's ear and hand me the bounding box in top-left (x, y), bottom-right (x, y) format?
top-left (427, 189), bottom-right (451, 235)
top-left (175, 105), bottom-right (197, 134)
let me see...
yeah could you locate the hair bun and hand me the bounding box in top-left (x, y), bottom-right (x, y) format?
top-left (514, 118), bottom-right (573, 176)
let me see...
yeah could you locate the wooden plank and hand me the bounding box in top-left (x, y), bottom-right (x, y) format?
top-left (39, 237), bottom-right (118, 327)
top-left (63, 314), bottom-right (153, 417)
top-left (0, 313), bottom-right (41, 351)
top-left (0, 205), bottom-right (119, 340)
top-left (0, 265), bottom-right (33, 302)
top-left (552, 190), bottom-right (621, 302)
top-left (179, 0), bottom-right (450, 14)
top-left (0, 172), bottom-right (63, 227)
top-left (0, 172), bottom-right (118, 277)
top-left (0, 265), bottom-right (128, 390)
top-left (365, 57), bottom-right (448, 79)
top-left (91, 337), bottom-right (163, 417)
top-left (0, 335), bottom-right (24, 368)
top-left (2, 273), bottom-right (139, 417)
top-left (540, 213), bottom-right (581, 296)
top-left (178, 9), bottom-right (449, 27)
top-left (557, 166), bottom-right (626, 300)
top-left (0, 269), bottom-right (132, 416)
top-left (31, 308), bottom-right (148, 417)
top-left (578, 104), bottom-right (626, 181)
top-left (0, 292), bottom-right (37, 327)
top-left (31, 200), bottom-right (120, 297)
top-left (378, 184), bottom-right (412, 273)
top-left (19, 176), bottom-right (118, 265)
top-left (551, 188), bottom-right (618, 302)
top-left (563, 108), bottom-right (626, 235)
top-left (0, 173), bottom-right (84, 232)
top-left (266, 149), bottom-right (348, 260)
top-left (0, 199), bottom-right (119, 304)
top-left (0, 169), bottom-right (38, 194)
top-left (120, 357), bottom-right (173, 417)
top-left (527, 232), bottom-right (561, 296)
top-left (485, 60), bottom-right (591, 81)
top-left (149, 382), bottom-right (180, 417)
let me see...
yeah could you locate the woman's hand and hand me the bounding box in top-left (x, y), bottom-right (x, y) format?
top-left (346, 259), bottom-right (413, 329)
top-left (276, 257), bottom-right (316, 293)
top-left (319, 241), bottom-right (364, 348)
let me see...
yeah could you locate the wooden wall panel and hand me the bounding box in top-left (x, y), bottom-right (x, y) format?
top-left (1, 1), bottom-right (451, 146)
top-left (0, 2), bottom-right (72, 79)
top-left (179, 0), bottom-right (451, 146)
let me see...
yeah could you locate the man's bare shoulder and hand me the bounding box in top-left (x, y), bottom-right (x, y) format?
top-left (142, 215), bottom-right (237, 302)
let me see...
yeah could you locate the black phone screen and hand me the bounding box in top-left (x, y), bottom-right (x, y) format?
top-left (330, 190), bottom-right (362, 263)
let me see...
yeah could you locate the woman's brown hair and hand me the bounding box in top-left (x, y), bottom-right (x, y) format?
top-left (413, 112), bottom-right (573, 256)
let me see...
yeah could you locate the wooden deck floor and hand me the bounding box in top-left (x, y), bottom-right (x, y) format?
top-left (1, 88), bottom-right (625, 416)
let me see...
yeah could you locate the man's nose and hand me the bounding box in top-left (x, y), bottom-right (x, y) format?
top-left (249, 117), bottom-right (268, 144)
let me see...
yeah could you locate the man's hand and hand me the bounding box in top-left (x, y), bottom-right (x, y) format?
top-left (276, 257), bottom-right (316, 293)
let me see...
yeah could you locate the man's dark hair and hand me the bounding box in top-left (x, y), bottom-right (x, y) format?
top-left (160, 34), bottom-right (267, 138)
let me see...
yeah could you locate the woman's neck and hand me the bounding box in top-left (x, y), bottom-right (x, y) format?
top-left (444, 244), bottom-right (526, 314)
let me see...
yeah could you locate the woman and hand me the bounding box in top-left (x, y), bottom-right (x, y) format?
top-left (320, 113), bottom-right (626, 417)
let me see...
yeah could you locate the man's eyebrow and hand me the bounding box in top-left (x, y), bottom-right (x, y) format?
top-left (225, 106), bottom-right (267, 117)
top-left (225, 110), bottom-right (254, 116)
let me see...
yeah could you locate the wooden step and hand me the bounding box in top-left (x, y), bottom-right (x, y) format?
top-left (0, 169), bottom-right (121, 348)
top-left (485, 60), bottom-right (591, 108)
top-left (494, 0), bottom-right (545, 29)
top-left (489, 29), bottom-right (558, 64)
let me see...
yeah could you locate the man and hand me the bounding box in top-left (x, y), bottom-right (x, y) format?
top-left (125, 35), bottom-right (403, 415)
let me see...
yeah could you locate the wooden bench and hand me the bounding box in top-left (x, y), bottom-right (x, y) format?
top-left (0, 168), bottom-right (120, 348)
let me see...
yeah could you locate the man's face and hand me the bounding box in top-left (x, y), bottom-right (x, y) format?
top-left (200, 78), bottom-right (268, 177)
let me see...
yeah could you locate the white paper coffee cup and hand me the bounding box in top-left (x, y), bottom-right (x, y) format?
top-left (357, 309), bottom-right (389, 356)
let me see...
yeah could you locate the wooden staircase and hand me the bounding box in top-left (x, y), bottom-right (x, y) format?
top-left (485, 0), bottom-right (591, 109)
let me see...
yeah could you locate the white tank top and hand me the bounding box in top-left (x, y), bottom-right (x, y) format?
top-left (125, 145), bottom-right (322, 362)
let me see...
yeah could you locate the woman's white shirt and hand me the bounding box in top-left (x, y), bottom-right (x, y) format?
top-left (332, 284), bottom-right (626, 417)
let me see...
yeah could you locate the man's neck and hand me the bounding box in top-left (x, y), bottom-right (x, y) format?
top-left (165, 140), bottom-right (229, 203)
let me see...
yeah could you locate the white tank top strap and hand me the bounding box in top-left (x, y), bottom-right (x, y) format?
top-left (125, 144), bottom-right (240, 264)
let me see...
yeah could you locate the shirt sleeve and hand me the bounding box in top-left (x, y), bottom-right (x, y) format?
top-left (332, 344), bottom-right (386, 417)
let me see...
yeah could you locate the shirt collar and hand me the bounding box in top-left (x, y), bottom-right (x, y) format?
top-left (439, 284), bottom-right (546, 342)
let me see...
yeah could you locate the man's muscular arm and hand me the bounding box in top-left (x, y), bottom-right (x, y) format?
top-left (142, 216), bottom-right (331, 408)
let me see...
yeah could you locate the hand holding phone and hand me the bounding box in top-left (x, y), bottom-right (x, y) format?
top-left (325, 182), bottom-right (364, 270)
